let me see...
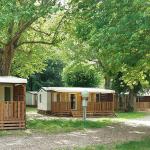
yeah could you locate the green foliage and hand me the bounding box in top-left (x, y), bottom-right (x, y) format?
top-left (0, 0), bottom-right (66, 76)
top-left (115, 137), bottom-right (150, 150)
top-left (0, 0), bottom-right (59, 44)
top-left (62, 62), bottom-right (101, 87)
top-left (112, 72), bottom-right (142, 93)
top-left (27, 59), bottom-right (64, 91)
top-left (11, 45), bottom-right (49, 78)
top-left (68, 0), bottom-right (150, 89)
top-left (76, 137), bottom-right (150, 150)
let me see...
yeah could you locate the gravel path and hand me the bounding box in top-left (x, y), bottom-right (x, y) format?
top-left (124, 115), bottom-right (150, 127)
top-left (0, 112), bottom-right (149, 150)
top-left (0, 123), bottom-right (150, 150)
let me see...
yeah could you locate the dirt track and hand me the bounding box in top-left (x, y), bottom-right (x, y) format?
top-left (0, 123), bottom-right (150, 150)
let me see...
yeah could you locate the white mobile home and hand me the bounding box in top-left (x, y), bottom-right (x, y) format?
top-left (38, 88), bottom-right (52, 113)
top-left (37, 87), bottom-right (115, 116)
top-left (26, 91), bottom-right (38, 106)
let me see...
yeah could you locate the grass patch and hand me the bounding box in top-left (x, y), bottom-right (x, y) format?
top-left (27, 119), bottom-right (112, 134)
top-left (116, 112), bottom-right (148, 119)
top-left (76, 145), bottom-right (106, 150)
top-left (116, 137), bottom-right (150, 150)
top-left (76, 137), bottom-right (150, 150)
top-left (26, 106), bottom-right (37, 112)
top-left (0, 130), bottom-right (31, 137)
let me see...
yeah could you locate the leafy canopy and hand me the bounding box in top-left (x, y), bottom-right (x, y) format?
top-left (67, 0), bottom-right (150, 89)
top-left (62, 62), bottom-right (101, 87)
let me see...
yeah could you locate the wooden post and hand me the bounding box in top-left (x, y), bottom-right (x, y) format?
top-left (112, 93), bottom-right (115, 114)
top-left (23, 84), bottom-right (26, 128)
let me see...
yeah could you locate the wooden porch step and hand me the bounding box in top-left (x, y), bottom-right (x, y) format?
top-left (71, 111), bottom-right (82, 117)
top-left (71, 110), bottom-right (114, 117)
top-left (52, 112), bottom-right (71, 117)
top-left (93, 112), bottom-right (115, 117)
top-left (0, 120), bottom-right (25, 130)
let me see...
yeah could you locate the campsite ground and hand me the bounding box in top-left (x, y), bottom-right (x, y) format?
top-left (0, 107), bottom-right (150, 150)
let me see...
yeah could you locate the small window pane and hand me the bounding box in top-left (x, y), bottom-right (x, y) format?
top-left (4, 87), bottom-right (11, 101)
top-left (96, 94), bottom-right (100, 102)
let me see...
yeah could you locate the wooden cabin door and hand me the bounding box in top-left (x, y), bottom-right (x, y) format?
top-left (70, 94), bottom-right (77, 110)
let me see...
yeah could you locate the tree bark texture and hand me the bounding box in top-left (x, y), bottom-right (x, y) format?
top-left (126, 89), bottom-right (136, 112)
top-left (104, 75), bottom-right (111, 89)
top-left (0, 44), bottom-right (14, 76)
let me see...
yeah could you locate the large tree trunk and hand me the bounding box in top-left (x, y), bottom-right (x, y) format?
top-left (126, 89), bottom-right (136, 112)
top-left (104, 75), bottom-right (111, 89)
top-left (0, 44), bottom-right (14, 76)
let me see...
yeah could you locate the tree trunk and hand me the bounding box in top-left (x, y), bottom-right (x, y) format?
top-left (126, 89), bottom-right (136, 112)
top-left (104, 75), bottom-right (111, 89)
top-left (0, 44), bottom-right (14, 76)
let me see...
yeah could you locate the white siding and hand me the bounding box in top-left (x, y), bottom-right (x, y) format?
top-left (38, 89), bottom-right (48, 111)
top-left (26, 92), bottom-right (33, 105)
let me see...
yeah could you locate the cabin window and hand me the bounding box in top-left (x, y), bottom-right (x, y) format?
top-left (57, 93), bottom-right (61, 102)
top-left (39, 94), bottom-right (42, 103)
top-left (100, 93), bottom-right (113, 102)
top-left (4, 87), bottom-right (11, 101)
top-left (96, 93), bottom-right (100, 102)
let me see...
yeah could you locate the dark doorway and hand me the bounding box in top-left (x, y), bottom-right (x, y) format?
top-left (4, 87), bottom-right (11, 101)
top-left (70, 94), bottom-right (76, 110)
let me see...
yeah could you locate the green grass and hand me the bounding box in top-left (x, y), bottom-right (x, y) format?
top-left (26, 106), bottom-right (37, 112)
top-left (76, 137), bottom-right (150, 150)
top-left (0, 119), bottom-right (111, 137)
top-left (116, 137), bottom-right (150, 150)
top-left (0, 130), bottom-right (31, 137)
top-left (116, 112), bottom-right (148, 119)
top-left (27, 119), bottom-right (112, 134)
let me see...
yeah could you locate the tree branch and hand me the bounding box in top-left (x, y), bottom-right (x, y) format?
top-left (30, 26), bottom-right (52, 36)
top-left (17, 11), bottom-right (68, 48)
top-left (50, 14), bottom-right (66, 44)
top-left (17, 41), bottom-right (53, 46)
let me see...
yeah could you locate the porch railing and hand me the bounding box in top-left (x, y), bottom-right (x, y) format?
top-left (87, 102), bottom-right (113, 112)
top-left (51, 102), bottom-right (71, 113)
top-left (136, 102), bottom-right (150, 111)
top-left (0, 101), bottom-right (25, 121)
top-left (51, 101), bottom-right (114, 113)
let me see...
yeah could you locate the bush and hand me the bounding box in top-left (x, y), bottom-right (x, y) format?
top-left (62, 62), bottom-right (101, 87)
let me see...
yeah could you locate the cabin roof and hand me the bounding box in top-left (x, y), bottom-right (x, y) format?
top-left (138, 90), bottom-right (150, 97)
top-left (41, 87), bottom-right (115, 94)
top-left (124, 90), bottom-right (150, 96)
top-left (0, 76), bottom-right (27, 84)
top-left (27, 91), bottom-right (38, 94)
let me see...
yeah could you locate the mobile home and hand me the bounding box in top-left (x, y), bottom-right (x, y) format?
top-left (38, 87), bottom-right (115, 117)
top-left (0, 76), bottom-right (27, 129)
top-left (26, 91), bottom-right (38, 106)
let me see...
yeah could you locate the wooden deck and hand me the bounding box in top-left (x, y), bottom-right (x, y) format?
top-left (51, 101), bottom-right (114, 117)
top-left (0, 101), bottom-right (25, 129)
